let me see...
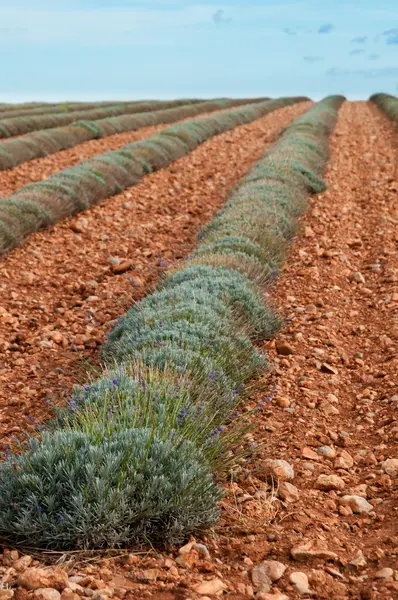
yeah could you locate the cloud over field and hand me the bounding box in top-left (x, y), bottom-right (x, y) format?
top-left (318, 23), bottom-right (334, 34)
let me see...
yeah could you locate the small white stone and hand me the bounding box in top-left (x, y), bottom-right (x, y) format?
top-left (317, 445), bottom-right (336, 458)
top-left (349, 550), bottom-right (367, 568)
top-left (289, 572), bottom-right (311, 595)
top-left (375, 567), bottom-right (394, 579)
top-left (264, 459), bottom-right (295, 481)
top-left (252, 561), bottom-right (286, 585)
top-left (303, 462), bottom-right (315, 471)
top-left (33, 589), bottom-right (61, 600)
top-left (381, 458), bottom-right (398, 476)
top-left (340, 495), bottom-right (373, 514)
top-left (352, 272), bottom-right (366, 284)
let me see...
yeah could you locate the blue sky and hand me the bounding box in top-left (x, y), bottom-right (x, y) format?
top-left (0, 0), bottom-right (397, 101)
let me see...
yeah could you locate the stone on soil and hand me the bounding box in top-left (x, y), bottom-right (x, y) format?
top-left (381, 458), bottom-right (398, 476)
top-left (275, 340), bottom-right (294, 355)
top-left (334, 450), bottom-right (354, 469)
top-left (317, 445), bottom-right (336, 458)
top-left (192, 579), bottom-right (227, 595)
top-left (320, 400), bottom-right (340, 416)
top-left (33, 589), bottom-right (61, 600)
top-left (289, 572), bottom-right (311, 595)
top-left (112, 261), bottom-right (133, 275)
top-left (350, 483), bottom-right (367, 497)
top-left (264, 459), bottom-right (294, 481)
top-left (18, 568), bottom-right (68, 591)
top-left (316, 474), bottom-right (346, 491)
top-left (339, 495), bottom-right (373, 513)
top-left (13, 555), bottom-right (33, 571)
top-left (291, 541), bottom-right (338, 562)
top-left (61, 590), bottom-right (81, 600)
top-left (375, 567), bottom-right (394, 579)
top-left (352, 271), bottom-right (366, 283)
top-left (252, 561), bottom-right (286, 586)
top-left (302, 447), bottom-right (320, 461)
top-left (320, 363), bottom-right (339, 375)
top-left (349, 550), bottom-right (367, 568)
top-left (278, 481), bottom-right (300, 502)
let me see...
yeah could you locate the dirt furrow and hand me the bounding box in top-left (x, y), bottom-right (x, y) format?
top-left (226, 101), bottom-right (397, 598)
top-left (0, 102), bottom-right (309, 444)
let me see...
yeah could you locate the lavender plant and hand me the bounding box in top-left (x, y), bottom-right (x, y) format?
top-left (370, 93), bottom-right (398, 124)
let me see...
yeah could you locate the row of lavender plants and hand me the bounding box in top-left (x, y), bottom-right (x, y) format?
top-left (0, 95), bottom-right (344, 549)
top-left (0, 98), bottom-right (208, 139)
top-left (0, 96), bottom-right (306, 253)
top-left (0, 98), bottom-right (268, 172)
top-left (0, 101), bottom-right (98, 114)
top-left (370, 92), bottom-right (398, 124)
top-left (0, 100), bottom-right (152, 120)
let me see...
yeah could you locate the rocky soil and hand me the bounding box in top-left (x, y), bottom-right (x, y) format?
top-left (0, 101), bottom-right (396, 599)
top-left (0, 102), bottom-right (308, 446)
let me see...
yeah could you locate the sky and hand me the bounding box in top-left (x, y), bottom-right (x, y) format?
top-left (0, 0), bottom-right (397, 102)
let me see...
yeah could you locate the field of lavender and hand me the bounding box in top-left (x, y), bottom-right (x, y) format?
top-left (0, 91), bottom-right (397, 600)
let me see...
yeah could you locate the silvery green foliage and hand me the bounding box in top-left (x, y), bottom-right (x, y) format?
top-left (105, 316), bottom-right (265, 384)
top-left (199, 95), bottom-right (344, 253)
top-left (159, 265), bottom-right (282, 340)
top-left (107, 266), bottom-right (280, 346)
top-left (370, 93), bottom-right (398, 125)
top-left (0, 95), bottom-right (344, 549)
top-left (57, 364), bottom-right (232, 439)
top-left (185, 251), bottom-right (273, 290)
top-left (0, 429), bottom-right (221, 549)
top-left (130, 345), bottom-right (239, 405)
top-left (192, 236), bottom-right (272, 266)
top-left (0, 99), bottom-right (199, 138)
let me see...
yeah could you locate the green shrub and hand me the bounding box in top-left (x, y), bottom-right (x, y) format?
top-left (0, 428), bottom-right (222, 549)
top-left (370, 93), bottom-right (398, 124)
